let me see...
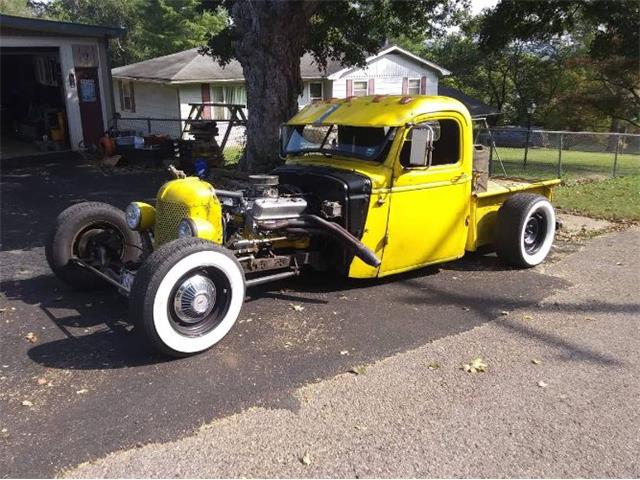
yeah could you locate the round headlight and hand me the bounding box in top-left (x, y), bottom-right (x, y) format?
top-left (125, 203), bottom-right (141, 230)
top-left (177, 218), bottom-right (197, 238)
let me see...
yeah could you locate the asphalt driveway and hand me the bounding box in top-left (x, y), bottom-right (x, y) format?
top-left (1, 159), bottom-right (573, 477)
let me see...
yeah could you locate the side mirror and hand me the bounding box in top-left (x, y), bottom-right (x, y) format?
top-left (279, 124), bottom-right (290, 158)
top-left (409, 127), bottom-right (435, 167)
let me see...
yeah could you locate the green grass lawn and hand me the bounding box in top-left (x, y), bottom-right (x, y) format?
top-left (553, 175), bottom-right (640, 221)
top-left (491, 147), bottom-right (639, 181)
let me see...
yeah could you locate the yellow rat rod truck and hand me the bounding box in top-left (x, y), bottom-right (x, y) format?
top-left (47, 95), bottom-right (560, 357)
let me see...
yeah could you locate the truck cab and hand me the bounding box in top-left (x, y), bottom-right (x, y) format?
top-left (279, 95), bottom-right (557, 278)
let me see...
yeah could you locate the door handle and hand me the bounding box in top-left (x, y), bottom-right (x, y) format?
top-left (450, 173), bottom-right (466, 183)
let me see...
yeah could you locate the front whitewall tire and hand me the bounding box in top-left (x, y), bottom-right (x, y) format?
top-left (152, 251), bottom-right (245, 354)
top-left (130, 238), bottom-right (245, 357)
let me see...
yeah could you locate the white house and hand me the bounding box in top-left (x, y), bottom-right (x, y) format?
top-left (0, 14), bottom-right (124, 159)
top-left (111, 45), bottom-right (452, 136)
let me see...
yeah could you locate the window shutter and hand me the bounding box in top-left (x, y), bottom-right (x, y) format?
top-left (368, 78), bottom-right (375, 95)
top-left (129, 81), bottom-right (135, 113)
top-left (201, 83), bottom-right (211, 119)
top-left (420, 75), bottom-right (427, 94)
top-left (402, 77), bottom-right (408, 95)
top-left (118, 80), bottom-right (124, 110)
top-left (346, 79), bottom-right (353, 97)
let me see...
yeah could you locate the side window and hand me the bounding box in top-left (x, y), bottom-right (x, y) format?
top-left (119, 80), bottom-right (135, 113)
top-left (399, 119), bottom-right (461, 168)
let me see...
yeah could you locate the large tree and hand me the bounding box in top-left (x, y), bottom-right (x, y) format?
top-left (478, 0), bottom-right (640, 129)
top-left (203, 0), bottom-right (464, 173)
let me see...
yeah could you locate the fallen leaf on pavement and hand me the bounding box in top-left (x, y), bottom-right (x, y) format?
top-left (428, 362), bottom-right (441, 370)
top-left (290, 304), bottom-right (305, 312)
top-left (76, 388), bottom-right (89, 395)
top-left (349, 366), bottom-right (366, 375)
top-left (462, 307), bottom-right (470, 311)
top-left (25, 332), bottom-right (38, 343)
top-left (21, 400), bottom-right (33, 407)
top-left (537, 381), bottom-right (548, 388)
top-left (340, 350), bottom-right (349, 355)
top-left (462, 358), bottom-right (487, 374)
top-left (36, 378), bottom-right (47, 385)
top-left (338, 294), bottom-right (348, 300)
top-left (531, 359), bottom-right (542, 365)
top-left (523, 315), bottom-right (533, 320)
top-left (300, 452), bottom-right (312, 465)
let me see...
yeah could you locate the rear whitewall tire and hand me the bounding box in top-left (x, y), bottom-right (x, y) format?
top-left (130, 238), bottom-right (245, 357)
top-left (518, 200), bottom-right (556, 266)
top-left (494, 194), bottom-right (556, 268)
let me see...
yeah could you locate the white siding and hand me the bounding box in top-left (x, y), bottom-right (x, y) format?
top-left (115, 81), bottom-right (179, 118)
top-left (331, 53), bottom-right (439, 97)
top-left (178, 84), bottom-right (203, 120)
top-left (114, 80), bottom-right (181, 136)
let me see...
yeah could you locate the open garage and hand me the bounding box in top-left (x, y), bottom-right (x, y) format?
top-left (0, 14), bottom-right (123, 162)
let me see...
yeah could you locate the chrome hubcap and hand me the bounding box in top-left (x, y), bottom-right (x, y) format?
top-left (173, 274), bottom-right (216, 323)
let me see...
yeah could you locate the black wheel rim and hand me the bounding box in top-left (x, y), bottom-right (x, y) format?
top-left (168, 267), bottom-right (232, 337)
top-left (523, 211), bottom-right (547, 255)
top-left (72, 222), bottom-right (126, 264)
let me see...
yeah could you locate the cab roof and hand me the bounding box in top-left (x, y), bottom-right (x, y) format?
top-left (287, 95), bottom-right (470, 128)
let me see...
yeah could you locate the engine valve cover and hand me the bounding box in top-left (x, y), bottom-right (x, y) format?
top-left (250, 197), bottom-right (307, 220)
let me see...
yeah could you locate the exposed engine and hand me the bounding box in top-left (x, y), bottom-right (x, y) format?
top-left (215, 173), bottom-right (379, 270)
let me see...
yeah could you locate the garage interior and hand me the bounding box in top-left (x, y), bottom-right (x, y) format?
top-left (0, 47), bottom-right (69, 160)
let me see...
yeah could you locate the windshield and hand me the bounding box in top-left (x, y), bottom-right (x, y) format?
top-left (283, 124), bottom-right (396, 162)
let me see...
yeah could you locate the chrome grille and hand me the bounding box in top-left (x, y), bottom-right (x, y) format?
top-left (154, 200), bottom-right (190, 247)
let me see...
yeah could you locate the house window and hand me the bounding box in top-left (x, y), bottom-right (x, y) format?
top-left (119, 80), bottom-right (135, 112)
top-left (407, 79), bottom-right (421, 96)
top-left (209, 85), bottom-right (247, 119)
top-left (353, 81), bottom-right (368, 97)
top-left (309, 82), bottom-right (323, 102)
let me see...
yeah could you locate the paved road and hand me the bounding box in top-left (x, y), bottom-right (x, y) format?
top-left (0, 160), bottom-right (581, 477)
top-left (67, 227), bottom-right (640, 478)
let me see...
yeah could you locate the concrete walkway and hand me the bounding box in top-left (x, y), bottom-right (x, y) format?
top-left (64, 227), bottom-right (640, 478)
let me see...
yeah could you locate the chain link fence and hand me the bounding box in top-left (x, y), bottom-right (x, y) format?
top-left (475, 127), bottom-right (640, 180)
top-left (111, 117), bottom-right (246, 165)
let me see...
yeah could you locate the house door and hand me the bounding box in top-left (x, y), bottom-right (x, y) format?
top-left (75, 67), bottom-right (104, 148)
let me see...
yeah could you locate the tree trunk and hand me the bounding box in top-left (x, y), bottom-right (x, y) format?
top-left (230, 1), bottom-right (315, 173)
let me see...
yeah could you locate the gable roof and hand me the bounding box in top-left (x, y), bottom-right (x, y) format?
top-left (112, 45), bottom-right (449, 84)
top-left (327, 45), bottom-right (451, 79)
top-left (0, 13), bottom-right (124, 38)
top-left (113, 48), bottom-right (345, 84)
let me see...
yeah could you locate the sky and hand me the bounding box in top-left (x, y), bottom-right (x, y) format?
top-left (470, 0), bottom-right (500, 15)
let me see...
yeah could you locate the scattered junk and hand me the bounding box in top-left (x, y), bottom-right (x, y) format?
top-left (104, 103), bottom-right (247, 172)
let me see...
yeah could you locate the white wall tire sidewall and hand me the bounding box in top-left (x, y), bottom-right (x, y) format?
top-left (152, 250), bottom-right (245, 354)
top-left (519, 200), bottom-right (556, 266)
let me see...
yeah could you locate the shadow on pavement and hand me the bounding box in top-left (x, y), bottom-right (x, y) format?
top-left (400, 279), bottom-right (632, 367)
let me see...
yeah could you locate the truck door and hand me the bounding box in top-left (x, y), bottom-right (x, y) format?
top-left (379, 115), bottom-right (471, 275)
